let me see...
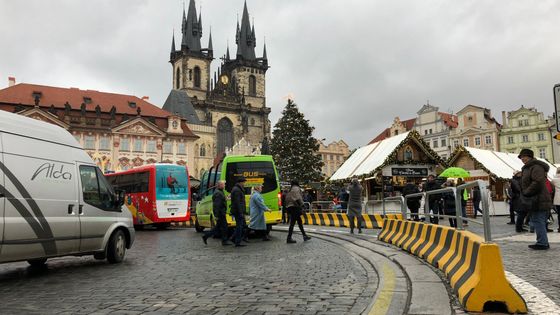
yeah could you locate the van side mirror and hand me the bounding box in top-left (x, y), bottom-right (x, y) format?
top-left (115, 190), bottom-right (125, 207)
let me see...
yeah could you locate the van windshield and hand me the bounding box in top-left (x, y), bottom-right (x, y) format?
top-left (225, 161), bottom-right (277, 194)
top-left (156, 165), bottom-right (188, 200)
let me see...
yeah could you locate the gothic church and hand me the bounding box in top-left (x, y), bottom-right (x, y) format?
top-left (163, 0), bottom-right (270, 178)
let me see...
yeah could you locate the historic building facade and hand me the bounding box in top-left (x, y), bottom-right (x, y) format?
top-left (0, 81), bottom-right (199, 172)
top-left (318, 140), bottom-right (350, 178)
top-left (499, 106), bottom-right (554, 161)
top-left (448, 105), bottom-right (501, 151)
top-left (162, 0), bottom-right (271, 178)
top-left (413, 103), bottom-right (458, 160)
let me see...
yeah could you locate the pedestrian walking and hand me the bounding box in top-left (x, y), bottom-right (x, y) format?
top-left (519, 149), bottom-right (551, 250)
top-left (550, 168), bottom-right (560, 233)
top-left (402, 179), bottom-right (421, 221)
top-left (249, 184), bottom-right (271, 241)
top-left (202, 180), bottom-right (232, 246)
top-left (511, 171), bottom-right (527, 232)
top-left (457, 178), bottom-right (468, 226)
top-left (285, 180), bottom-right (311, 244)
top-left (231, 177), bottom-right (248, 247)
top-left (347, 178), bottom-right (363, 234)
top-left (424, 175), bottom-right (442, 224)
top-left (472, 186), bottom-right (483, 219)
top-left (281, 188), bottom-right (288, 224)
top-left (442, 180), bottom-right (457, 227)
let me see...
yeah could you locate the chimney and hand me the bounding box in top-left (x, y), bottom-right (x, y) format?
top-left (8, 76), bottom-right (15, 87)
top-left (141, 96), bottom-right (149, 101)
top-left (501, 111), bottom-right (507, 126)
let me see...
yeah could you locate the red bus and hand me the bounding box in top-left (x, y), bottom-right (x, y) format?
top-left (106, 164), bottom-right (191, 228)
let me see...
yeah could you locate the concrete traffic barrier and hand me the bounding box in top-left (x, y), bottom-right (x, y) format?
top-left (379, 219), bottom-right (527, 314)
top-left (301, 213), bottom-right (402, 229)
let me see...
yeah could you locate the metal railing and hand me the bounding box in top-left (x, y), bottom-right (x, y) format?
top-left (385, 180), bottom-right (492, 242)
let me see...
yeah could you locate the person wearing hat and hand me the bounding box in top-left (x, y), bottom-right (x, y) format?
top-left (231, 176), bottom-right (248, 247)
top-left (518, 148), bottom-right (551, 250)
top-left (285, 180), bottom-right (311, 243)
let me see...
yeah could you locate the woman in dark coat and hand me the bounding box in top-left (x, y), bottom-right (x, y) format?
top-left (347, 178), bottom-right (363, 234)
top-left (442, 180), bottom-right (457, 228)
top-left (402, 179), bottom-right (421, 221)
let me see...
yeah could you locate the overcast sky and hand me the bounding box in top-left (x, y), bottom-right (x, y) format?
top-left (2, 0), bottom-right (560, 149)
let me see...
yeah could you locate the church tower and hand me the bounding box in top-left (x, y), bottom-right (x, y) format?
top-left (219, 1), bottom-right (269, 108)
top-left (169, 0), bottom-right (213, 101)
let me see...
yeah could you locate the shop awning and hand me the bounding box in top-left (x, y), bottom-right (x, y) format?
top-left (453, 146), bottom-right (557, 180)
top-left (330, 131), bottom-right (443, 181)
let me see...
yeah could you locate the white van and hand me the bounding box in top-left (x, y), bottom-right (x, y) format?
top-left (0, 110), bottom-right (134, 266)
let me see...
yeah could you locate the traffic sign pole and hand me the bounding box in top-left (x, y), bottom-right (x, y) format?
top-left (555, 84), bottom-right (560, 132)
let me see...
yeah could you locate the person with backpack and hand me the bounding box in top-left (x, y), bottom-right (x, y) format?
top-left (519, 149), bottom-right (551, 250)
top-left (285, 180), bottom-right (311, 243)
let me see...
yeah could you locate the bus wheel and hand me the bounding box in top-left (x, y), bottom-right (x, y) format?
top-left (27, 258), bottom-right (47, 267)
top-left (107, 229), bottom-right (126, 264)
top-left (195, 218), bottom-right (205, 233)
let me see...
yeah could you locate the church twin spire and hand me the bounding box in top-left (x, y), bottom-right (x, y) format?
top-left (170, 0), bottom-right (265, 64)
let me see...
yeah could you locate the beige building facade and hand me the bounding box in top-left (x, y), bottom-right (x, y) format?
top-left (449, 105), bottom-right (501, 151)
top-left (318, 140), bottom-right (350, 178)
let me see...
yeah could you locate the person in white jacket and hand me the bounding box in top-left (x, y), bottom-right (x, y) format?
top-left (550, 169), bottom-right (560, 232)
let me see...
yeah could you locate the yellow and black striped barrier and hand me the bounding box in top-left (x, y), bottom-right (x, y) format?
top-left (378, 219), bottom-right (527, 313)
top-left (301, 213), bottom-right (403, 229)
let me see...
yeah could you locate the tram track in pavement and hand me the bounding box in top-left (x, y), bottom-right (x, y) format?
top-left (273, 226), bottom-right (455, 315)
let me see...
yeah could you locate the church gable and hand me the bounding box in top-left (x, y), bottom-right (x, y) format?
top-left (113, 118), bottom-right (165, 137)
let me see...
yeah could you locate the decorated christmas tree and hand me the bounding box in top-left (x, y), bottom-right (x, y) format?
top-left (271, 99), bottom-right (323, 184)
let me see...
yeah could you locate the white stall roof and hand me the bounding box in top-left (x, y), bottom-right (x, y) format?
top-left (462, 147), bottom-right (557, 179)
top-left (330, 132), bottom-right (410, 181)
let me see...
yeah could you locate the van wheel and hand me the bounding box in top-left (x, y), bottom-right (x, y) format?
top-left (27, 258), bottom-right (47, 267)
top-left (195, 218), bottom-right (205, 232)
top-left (107, 229), bottom-right (126, 264)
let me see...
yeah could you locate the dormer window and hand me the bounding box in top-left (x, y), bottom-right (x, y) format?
top-left (83, 97), bottom-right (92, 104)
top-left (128, 102), bottom-right (137, 108)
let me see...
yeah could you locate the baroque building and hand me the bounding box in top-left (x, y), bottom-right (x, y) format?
top-left (499, 106), bottom-right (553, 161)
top-left (448, 105), bottom-right (501, 151)
top-left (0, 78), bottom-right (198, 172)
top-left (318, 140), bottom-right (350, 178)
top-left (162, 0), bottom-right (271, 178)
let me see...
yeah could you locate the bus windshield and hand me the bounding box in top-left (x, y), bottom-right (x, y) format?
top-left (225, 161), bottom-right (278, 194)
top-left (156, 165), bottom-right (188, 200)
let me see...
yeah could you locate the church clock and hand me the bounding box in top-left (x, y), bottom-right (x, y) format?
top-left (220, 74), bottom-right (229, 85)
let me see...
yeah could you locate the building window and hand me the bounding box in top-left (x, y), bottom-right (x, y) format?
top-left (146, 140), bottom-right (156, 153)
top-left (475, 137), bottom-right (481, 146)
top-left (163, 141), bottom-right (173, 154)
top-left (177, 142), bottom-right (186, 155)
top-left (99, 136), bottom-right (110, 150)
top-left (454, 140), bottom-right (459, 148)
top-left (200, 144), bottom-right (206, 157)
top-left (523, 119), bottom-right (529, 126)
top-left (522, 135), bottom-right (529, 142)
top-left (424, 130), bottom-right (428, 135)
top-left (538, 133), bottom-right (545, 141)
top-left (404, 148), bottom-right (413, 160)
top-left (507, 136), bottom-right (514, 144)
top-left (485, 135), bottom-right (492, 145)
top-left (74, 134), bottom-right (81, 144)
top-left (84, 136), bottom-right (95, 150)
top-left (441, 138), bottom-right (446, 147)
top-left (463, 138), bottom-right (469, 147)
top-left (433, 140), bottom-right (438, 148)
top-left (176, 67), bottom-right (181, 89)
top-left (120, 138), bottom-right (130, 151)
top-left (248, 75), bottom-right (256, 96)
top-left (193, 66), bottom-right (201, 88)
top-left (539, 148), bottom-right (546, 159)
top-left (429, 128), bottom-right (432, 134)
top-left (133, 139), bottom-right (143, 152)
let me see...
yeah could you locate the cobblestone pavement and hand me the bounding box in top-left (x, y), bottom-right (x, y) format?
top-left (0, 229), bottom-right (375, 315)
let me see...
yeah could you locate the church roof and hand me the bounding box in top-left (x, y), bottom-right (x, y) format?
top-left (236, 1), bottom-right (257, 60)
top-left (181, 0), bottom-right (202, 52)
top-left (162, 89), bottom-right (202, 124)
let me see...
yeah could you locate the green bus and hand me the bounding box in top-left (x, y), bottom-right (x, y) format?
top-left (194, 155), bottom-right (282, 232)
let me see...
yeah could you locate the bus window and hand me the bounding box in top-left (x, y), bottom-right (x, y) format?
top-left (225, 161), bottom-right (278, 194)
top-left (199, 171), bottom-right (209, 197)
top-left (156, 165), bottom-right (188, 198)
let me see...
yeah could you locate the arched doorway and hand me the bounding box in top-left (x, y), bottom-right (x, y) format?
top-left (217, 117), bottom-right (233, 154)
